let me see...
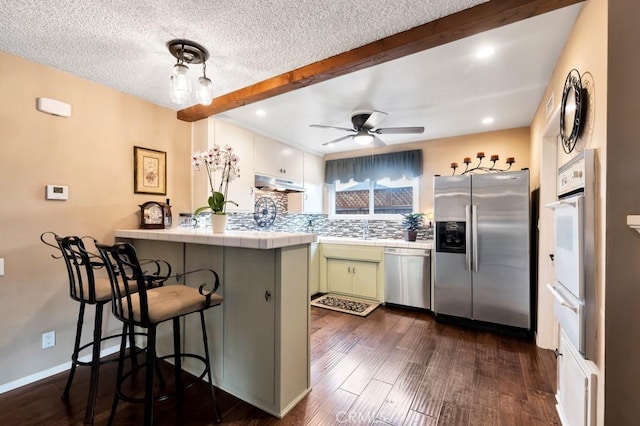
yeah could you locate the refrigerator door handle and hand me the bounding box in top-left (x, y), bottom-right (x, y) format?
top-left (472, 205), bottom-right (478, 272)
top-left (465, 205), bottom-right (472, 271)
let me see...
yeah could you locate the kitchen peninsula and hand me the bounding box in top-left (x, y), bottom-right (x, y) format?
top-left (114, 228), bottom-right (316, 418)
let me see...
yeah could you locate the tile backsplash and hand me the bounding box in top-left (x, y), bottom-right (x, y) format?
top-left (187, 190), bottom-right (433, 240)
top-left (225, 212), bottom-right (433, 241)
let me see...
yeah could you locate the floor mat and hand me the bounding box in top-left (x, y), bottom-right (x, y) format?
top-left (311, 294), bottom-right (379, 317)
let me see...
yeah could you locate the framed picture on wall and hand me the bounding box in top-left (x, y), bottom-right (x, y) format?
top-left (134, 146), bottom-right (166, 195)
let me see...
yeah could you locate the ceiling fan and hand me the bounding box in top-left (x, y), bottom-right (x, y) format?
top-left (310, 110), bottom-right (424, 147)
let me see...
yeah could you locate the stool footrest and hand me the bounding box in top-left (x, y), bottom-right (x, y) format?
top-left (71, 331), bottom-right (147, 367)
top-left (116, 351), bottom-right (212, 405)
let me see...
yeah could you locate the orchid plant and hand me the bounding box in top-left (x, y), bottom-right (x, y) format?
top-left (192, 145), bottom-right (240, 215)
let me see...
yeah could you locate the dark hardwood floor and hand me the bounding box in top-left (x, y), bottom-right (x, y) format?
top-left (0, 305), bottom-right (559, 425)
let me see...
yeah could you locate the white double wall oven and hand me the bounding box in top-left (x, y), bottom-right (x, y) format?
top-left (546, 149), bottom-right (596, 360)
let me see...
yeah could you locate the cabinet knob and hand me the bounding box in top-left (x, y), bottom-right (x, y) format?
top-left (265, 290), bottom-right (271, 302)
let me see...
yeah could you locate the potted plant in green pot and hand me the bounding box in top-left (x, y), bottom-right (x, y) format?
top-left (192, 145), bottom-right (240, 232)
top-left (401, 213), bottom-right (424, 241)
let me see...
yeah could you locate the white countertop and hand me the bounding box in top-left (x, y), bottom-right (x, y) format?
top-left (318, 236), bottom-right (433, 249)
top-left (115, 228), bottom-right (317, 249)
top-left (115, 228), bottom-right (434, 250)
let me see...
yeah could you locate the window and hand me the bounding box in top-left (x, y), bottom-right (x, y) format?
top-left (331, 176), bottom-right (419, 218)
top-left (325, 149), bottom-right (423, 218)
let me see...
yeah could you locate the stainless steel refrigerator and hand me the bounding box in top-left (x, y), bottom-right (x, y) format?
top-left (433, 170), bottom-right (530, 329)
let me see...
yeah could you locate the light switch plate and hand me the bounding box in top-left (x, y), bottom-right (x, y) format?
top-left (0, 258), bottom-right (4, 276)
top-left (46, 184), bottom-right (68, 200)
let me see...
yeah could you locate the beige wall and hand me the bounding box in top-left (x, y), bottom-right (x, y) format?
top-left (0, 51), bottom-right (191, 386)
top-left (324, 127), bottom-right (531, 214)
top-left (529, 0), bottom-right (607, 424)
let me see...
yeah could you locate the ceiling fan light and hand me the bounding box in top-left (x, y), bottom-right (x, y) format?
top-left (169, 63), bottom-right (192, 105)
top-left (354, 132), bottom-right (374, 145)
top-left (196, 75), bottom-right (213, 105)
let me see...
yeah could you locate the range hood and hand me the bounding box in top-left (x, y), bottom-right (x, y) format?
top-left (254, 174), bottom-right (306, 193)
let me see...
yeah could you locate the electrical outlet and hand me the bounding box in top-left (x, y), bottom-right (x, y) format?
top-left (42, 331), bottom-right (55, 349)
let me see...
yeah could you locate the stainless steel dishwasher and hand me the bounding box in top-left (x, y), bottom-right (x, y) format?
top-left (384, 247), bottom-right (431, 310)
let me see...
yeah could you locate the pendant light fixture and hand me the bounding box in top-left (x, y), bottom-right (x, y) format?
top-left (167, 39), bottom-right (212, 106)
top-left (196, 62), bottom-right (213, 105)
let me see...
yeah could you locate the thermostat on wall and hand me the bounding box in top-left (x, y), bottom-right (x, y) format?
top-left (46, 185), bottom-right (68, 200)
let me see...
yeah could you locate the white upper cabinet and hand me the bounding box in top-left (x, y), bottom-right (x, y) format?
top-left (289, 152), bottom-right (324, 214)
top-left (302, 152), bottom-right (324, 213)
top-left (213, 120), bottom-right (255, 212)
top-left (192, 118), bottom-right (255, 213)
top-left (254, 134), bottom-right (303, 181)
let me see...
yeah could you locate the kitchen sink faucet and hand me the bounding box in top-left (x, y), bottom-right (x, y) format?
top-left (362, 218), bottom-right (369, 239)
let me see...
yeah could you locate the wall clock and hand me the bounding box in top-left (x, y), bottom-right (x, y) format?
top-left (559, 69), bottom-right (587, 154)
top-left (139, 201), bottom-right (166, 229)
top-left (254, 197), bottom-right (277, 228)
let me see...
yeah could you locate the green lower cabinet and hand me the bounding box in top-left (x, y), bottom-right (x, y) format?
top-left (327, 258), bottom-right (378, 299)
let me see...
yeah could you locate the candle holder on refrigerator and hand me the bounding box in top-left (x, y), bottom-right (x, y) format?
top-left (450, 152), bottom-right (515, 175)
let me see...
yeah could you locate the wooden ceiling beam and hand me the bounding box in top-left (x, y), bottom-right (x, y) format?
top-left (177, 0), bottom-right (583, 122)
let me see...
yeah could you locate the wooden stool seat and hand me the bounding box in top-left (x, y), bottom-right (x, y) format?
top-left (119, 285), bottom-right (223, 324)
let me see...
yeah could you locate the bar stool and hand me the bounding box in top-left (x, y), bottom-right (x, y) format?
top-left (40, 233), bottom-right (164, 424)
top-left (96, 241), bottom-right (223, 425)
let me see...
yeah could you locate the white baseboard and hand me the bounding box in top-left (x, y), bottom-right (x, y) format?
top-left (0, 344), bottom-right (122, 394)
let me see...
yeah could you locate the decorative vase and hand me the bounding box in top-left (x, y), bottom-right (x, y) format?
top-left (403, 230), bottom-right (418, 242)
top-left (211, 214), bottom-right (227, 233)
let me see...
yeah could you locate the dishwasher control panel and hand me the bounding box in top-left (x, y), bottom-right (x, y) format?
top-left (384, 247), bottom-right (430, 256)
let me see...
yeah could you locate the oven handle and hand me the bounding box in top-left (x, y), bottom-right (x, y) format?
top-left (546, 283), bottom-right (578, 313)
top-left (545, 196), bottom-right (583, 209)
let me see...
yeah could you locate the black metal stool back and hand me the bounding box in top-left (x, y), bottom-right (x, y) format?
top-left (100, 241), bottom-right (155, 327)
top-left (56, 235), bottom-right (105, 303)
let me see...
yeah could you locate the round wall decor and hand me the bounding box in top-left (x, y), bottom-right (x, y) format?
top-left (560, 69), bottom-right (587, 154)
top-left (254, 197), bottom-right (277, 227)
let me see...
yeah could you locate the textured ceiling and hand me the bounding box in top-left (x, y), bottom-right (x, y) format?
top-left (0, 1), bottom-right (582, 154)
top-left (0, 0), bottom-right (487, 109)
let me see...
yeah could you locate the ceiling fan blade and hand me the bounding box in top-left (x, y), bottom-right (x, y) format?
top-left (362, 110), bottom-right (388, 129)
top-left (374, 126), bottom-right (425, 134)
top-left (309, 124), bottom-right (354, 132)
top-left (372, 136), bottom-right (386, 147)
top-left (322, 135), bottom-right (353, 146)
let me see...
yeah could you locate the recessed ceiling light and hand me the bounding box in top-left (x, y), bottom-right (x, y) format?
top-left (255, 109), bottom-right (266, 116)
top-left (476, 46), bottom-right (495, 59)
top-left (482, 117), bottom-right (495, 125)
